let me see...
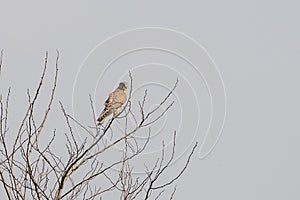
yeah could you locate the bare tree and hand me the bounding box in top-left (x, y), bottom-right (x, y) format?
top-left (0, 51), bottom-right (197, 200)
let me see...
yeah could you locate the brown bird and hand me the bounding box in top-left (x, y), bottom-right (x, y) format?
top-left (97, 82), bottom-right (128, 125)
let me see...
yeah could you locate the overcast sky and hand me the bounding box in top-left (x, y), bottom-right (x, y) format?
top-left (0, 1), bottom-right (300, 199)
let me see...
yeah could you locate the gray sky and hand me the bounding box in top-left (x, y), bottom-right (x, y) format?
top-left (0, 0), bottom-right (300, 199)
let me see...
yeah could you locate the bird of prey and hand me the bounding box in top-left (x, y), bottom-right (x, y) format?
top-left (97, 82), bottom-right (129, 125)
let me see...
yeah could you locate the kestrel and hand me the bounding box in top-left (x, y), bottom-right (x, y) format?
top-left (97, 82), bottom-right (129, 125)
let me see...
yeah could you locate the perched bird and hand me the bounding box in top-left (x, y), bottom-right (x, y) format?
top-left (97, 82), bottom-right (128, 125)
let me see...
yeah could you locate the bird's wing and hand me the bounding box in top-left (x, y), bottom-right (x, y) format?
top-left (103, 89), bottom-right (126, 111)
top-left (104, 92), bottom-right (114, 107)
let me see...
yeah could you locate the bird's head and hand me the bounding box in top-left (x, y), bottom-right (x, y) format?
top-left (118, 82), bottom-right (129, 91)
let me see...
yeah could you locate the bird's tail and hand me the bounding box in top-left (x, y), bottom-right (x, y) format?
top-left (97, 109), bottom-right (112, 125)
